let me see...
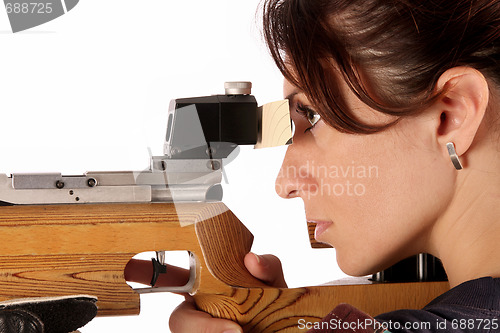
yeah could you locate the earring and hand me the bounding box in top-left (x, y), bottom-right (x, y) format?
top-left (446, 142), bottom-right (463, 170)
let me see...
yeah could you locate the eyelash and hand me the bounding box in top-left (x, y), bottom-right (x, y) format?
top-left (296, 103), bottom-right (321, 132)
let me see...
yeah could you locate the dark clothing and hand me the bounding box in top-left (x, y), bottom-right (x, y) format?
top-left (376, 277), bottom-right (500, 332)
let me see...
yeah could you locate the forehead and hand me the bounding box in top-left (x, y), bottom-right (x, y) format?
top-left (283, 79), bottom-right (304, 101)
top-left (283, 79), bottom-right (295, 96)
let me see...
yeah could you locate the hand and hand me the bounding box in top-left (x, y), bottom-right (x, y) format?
top-left (243, 252), bottom-right (287, 288)
top-left (169, 252), bottom-right (286, 332)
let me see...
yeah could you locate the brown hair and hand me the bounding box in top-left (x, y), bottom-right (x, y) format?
top-left (263, 0), bottom-right (500, 134)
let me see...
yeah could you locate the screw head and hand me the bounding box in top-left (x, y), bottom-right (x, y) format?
top-left (87, 178), bottom-right (97, 187)
top-left (207, 160), bottom-right (221, 170)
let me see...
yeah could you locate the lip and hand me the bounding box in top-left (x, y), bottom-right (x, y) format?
top-left (309, 221), bottom-right (333, 240)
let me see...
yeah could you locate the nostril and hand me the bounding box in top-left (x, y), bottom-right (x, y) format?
top-left (275, 178), bottom-right (302, 199)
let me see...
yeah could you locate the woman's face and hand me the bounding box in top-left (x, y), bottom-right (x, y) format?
top-left (276, 79), bottom-right (456, 276)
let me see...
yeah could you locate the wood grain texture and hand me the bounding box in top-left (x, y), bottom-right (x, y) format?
top-left (0, 202), bottom-right (449, 331)
top-left (0, 202), bottom-right (226, 316)
top-left (195, 281), bottom-right (449, 332)
top-left (0, 253), bottom-right (138, 315)
top-left (307, 222), bottom-right (333, 248)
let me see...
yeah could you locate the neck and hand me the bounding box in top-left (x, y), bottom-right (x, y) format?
top-left (428, 156), bottom-right (500, 288)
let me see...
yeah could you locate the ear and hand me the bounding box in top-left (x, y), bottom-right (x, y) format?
top-left (434, 67), bottom-right (489, 163)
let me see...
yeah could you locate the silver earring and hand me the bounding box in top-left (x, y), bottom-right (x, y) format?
top-left (446, 142), bottom-right (463, 170)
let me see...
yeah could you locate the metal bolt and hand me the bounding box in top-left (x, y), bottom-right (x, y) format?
top-left (207, 160), bottom-right (221, 170)
top-left (55, 180), bottom-right (65, 189)
top-left (87, 178), bottom-right (97, 187)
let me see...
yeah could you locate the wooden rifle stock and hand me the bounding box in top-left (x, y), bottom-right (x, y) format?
top-left (0, 202), bottom-right (448, 332)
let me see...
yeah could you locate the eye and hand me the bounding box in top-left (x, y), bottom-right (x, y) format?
top-left (296, 103), bottom-right (321, 129)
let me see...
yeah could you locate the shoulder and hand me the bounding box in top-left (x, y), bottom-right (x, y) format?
top-left (375, 277), bottom-right (500, 332)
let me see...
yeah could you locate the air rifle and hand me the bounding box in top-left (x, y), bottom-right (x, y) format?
top-left (0, 82), bottom-right (448, 332)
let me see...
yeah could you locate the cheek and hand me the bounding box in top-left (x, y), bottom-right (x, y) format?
top-left (313, 127), bottom-right (454, 275)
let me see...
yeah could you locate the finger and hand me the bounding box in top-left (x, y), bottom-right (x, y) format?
top-left (124, 259), bottom-right (190, 287)
top-left (244, 253), bottom-right (287, 288)
top-left (169, 298), bottom-right (243, 333)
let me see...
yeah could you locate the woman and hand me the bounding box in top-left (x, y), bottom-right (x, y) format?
top-left (166, 0), bottom-right (500, 331)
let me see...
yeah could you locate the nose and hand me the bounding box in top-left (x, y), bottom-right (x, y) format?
top-left (275, 144), bottom-right (315, 199)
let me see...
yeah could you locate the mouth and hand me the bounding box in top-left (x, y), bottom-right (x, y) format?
top-left (309, 221), bottom-right (333, 240)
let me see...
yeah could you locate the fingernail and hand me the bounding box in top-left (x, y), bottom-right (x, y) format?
top-left (222, 330), bottom-right (242, 333)
top-left (252, 252), bottom-right (261, 264)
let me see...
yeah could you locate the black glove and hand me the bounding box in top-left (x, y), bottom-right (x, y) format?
top-left (0, 308), bottom-right (43, 333)
top-left (0, 295), bottom-right (97, 333)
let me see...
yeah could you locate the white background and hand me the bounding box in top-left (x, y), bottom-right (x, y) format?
top-left (0, 1), bottom-right (347, 331)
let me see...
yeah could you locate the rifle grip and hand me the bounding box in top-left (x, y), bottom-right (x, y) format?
top-left (194, 281), bottom-right (449, 332)
top-left (193, 207), bottom-right (267, 289)
top-left (190, 208), bottom-right (449, 332)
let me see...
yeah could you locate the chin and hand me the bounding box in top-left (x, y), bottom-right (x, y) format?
top-left (339, 266), bottom-right (375, 277)
top-left (336, 251), bottom-right (382, 277)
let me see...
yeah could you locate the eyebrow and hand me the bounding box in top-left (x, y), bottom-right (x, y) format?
top-left (285, 91), bottom-right (299, 102)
